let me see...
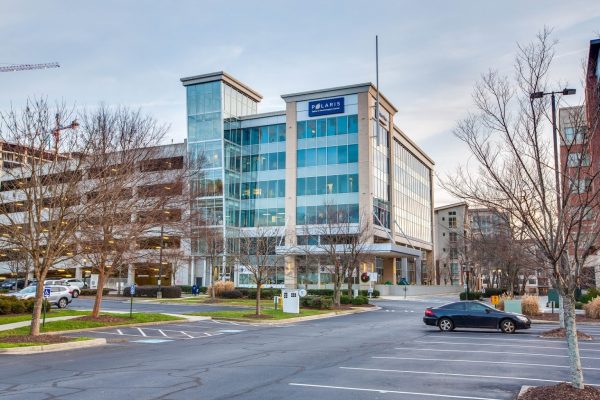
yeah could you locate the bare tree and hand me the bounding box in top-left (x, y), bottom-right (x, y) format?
top-left (442, 28), bottom-right (600, 389)
top-left (197, 227), bottom-right (225, 298)
top-left (299, 205), bottom-right (371, 307)
top-left (0, 99), bottom-right (88, 335)
top-left (77, 105), bottom-right (169, 317)
top-left (233, 227), bottom-right (282, 316)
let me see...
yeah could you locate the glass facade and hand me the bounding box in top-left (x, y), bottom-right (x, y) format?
top-left (393, 139), bottom-right (432, 243)
top-left (224, 120), bottom-right (287, 228)
top-left (295, 101), bottom-right (360, 226)
top-left (372, 118), bottom-right (391, 229)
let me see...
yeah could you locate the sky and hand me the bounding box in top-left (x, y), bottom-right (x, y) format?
top-left (1, 0), bottom-right (599, 206)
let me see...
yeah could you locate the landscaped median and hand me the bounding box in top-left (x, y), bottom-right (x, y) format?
top-left (186, 306), bottom-right (375, 323)
top-left (0, 311), bottom-right (185, 354)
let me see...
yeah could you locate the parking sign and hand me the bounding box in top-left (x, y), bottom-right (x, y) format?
top-left (130, 284), bottom-right (136, 296)
top-left (43, 287), bottom-right (51, 298)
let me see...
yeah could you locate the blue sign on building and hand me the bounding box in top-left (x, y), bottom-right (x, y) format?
top-left (308, 97), bottom-right (345, 117)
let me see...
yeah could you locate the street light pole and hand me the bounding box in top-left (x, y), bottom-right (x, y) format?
top-left (530, 88), bottom-right (576, 278)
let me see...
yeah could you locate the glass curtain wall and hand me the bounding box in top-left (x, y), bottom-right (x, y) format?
top-left (372, 118), bottom-right (391, 229)
top-left (295, 113), bottom-right (360, 225)
top-left (225, 121), bottom-right (287, 227)
top-left (392, 139), bottom-right (432, 243)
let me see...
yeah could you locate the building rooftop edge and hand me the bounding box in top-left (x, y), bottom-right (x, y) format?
top-left (434, 201), bottom-right (468, 211)
top-left (393, 125), bottom-right (435, 166)
top-left (281, 82), bottom-right (398, 113)
top-left (180, 71), bottom-right (263, 102)
top-left (238, 110), bottom-right (286, 120)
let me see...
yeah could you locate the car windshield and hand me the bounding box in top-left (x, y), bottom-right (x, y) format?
top-left (19, 286), bottom-right (36, 294)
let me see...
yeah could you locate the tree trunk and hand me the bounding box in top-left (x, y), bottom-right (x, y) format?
top-left (559, 295), bottom-right (565, 328)
top-left (30, 281), bottom-right (45, 336)
top-left (346, 265), bottom-right (354, 300)
top-left (333, 269), bottom-right (343, 308)
top-left (563, 295), bottom-right (584, 389)
top-left (256, 283), bottom-right (261, 316)
top-left (91, 269), bottom-right (106, 318)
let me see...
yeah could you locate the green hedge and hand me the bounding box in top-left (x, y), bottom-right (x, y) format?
top-left (221, 290), bottom-right (243, 299)
top-left (244, 288), bottom-right (280, 300)
top-left (123, 285), bottom-right (182, 298)
top-left (459, 291), bottom-right (483, 300)
top-left (482, 288), bottom-right (504, 298)
top-left (79, 289), bottom-right (110, 296)
top-left (351, 296), bottom-right (369, 305)
top-left (340, 295), bottom-right (351, 304)
top-left (177, 285), bottom-right (192, 294)
top-left (307, 289), bottom-right (380, 298)
top-left (0, 297), bottom-right (50, 315)
top-left (300, 295), bottom-right (333, 309)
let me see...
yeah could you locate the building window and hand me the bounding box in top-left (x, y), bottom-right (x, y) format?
top-left (449, 232), bottom-right (457, 242)
top-left (448, 216), bottom-right (457, 229)
top-left (564, 127), bottom-right (586, 144)
top-left (567, 152), bottom-right (591, 167)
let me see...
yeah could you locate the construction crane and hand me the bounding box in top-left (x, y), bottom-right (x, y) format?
top-left (0, 62), bottom-right (59, 73)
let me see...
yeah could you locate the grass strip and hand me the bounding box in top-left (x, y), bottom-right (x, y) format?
top-left (187, 308), bottom-right (330, 320)
top-left (0, 310), bottom-right (90, 325)
top-left (0, 312), bottom-right (183, 336)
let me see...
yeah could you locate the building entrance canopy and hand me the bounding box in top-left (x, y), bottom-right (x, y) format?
top-left (275, 242), bottom-right (421, 259)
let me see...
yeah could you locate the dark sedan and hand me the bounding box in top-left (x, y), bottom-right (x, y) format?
top-left (423, 301), bottom-right (531, 334)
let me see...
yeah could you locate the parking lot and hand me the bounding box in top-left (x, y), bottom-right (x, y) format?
top-left (67, 319), bottom-right (290, 344)
top-left (288, 322), bottom-right (600, 400)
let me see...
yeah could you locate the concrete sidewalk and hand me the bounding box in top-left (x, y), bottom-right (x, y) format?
top-left (0, 316), bottom-right (81, 331)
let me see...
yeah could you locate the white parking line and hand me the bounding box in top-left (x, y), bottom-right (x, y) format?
top-left (181, 331), bottom-right (195, 339)
top-left (415, 340), bottom-right (600, 351)
top-left (288, 383), bottom-right (502, 400)
top-left (373, 356), bottom-right (600, 370)
top-left (157, 330), bottom-right (168, 337)
top-left (426, 334), bottom-right (597, 345)
top-left (116, 329), bottom-right (123, 335)
top-left (136, 328), bottom-right (147, 337)
top-left (339, 367), bottom-right (589, 385)
top-left (395, 347), bottom-right (598, 360)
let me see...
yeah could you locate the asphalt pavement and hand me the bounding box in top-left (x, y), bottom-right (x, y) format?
top-left (2, 296), bottom-right (599, 400)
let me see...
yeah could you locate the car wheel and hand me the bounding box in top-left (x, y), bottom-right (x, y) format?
top-left (438, 317), bottom-right (454, 332)
top-left (72, 290), bottom-right (79, 298)
top-left (57, 297), bottom-right (68, 309)
top-left (500, 319), bottom-right (516, 334)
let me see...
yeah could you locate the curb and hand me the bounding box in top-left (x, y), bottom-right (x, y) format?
top-left (0, 338), bottom-right (107, 355)
top-left (206, 306), bottom-right (380, 325)
top-left (517, 385), bottom-right (533, 399)
top-left (531, 319), bottom-right (600, 325)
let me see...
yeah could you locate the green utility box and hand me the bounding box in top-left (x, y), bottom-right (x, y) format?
top-left (504, 300), bottom-right (522, 314)
top-left (547, 288), bottom-right (559, 308)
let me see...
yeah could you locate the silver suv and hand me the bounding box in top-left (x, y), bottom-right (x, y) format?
top-left (12, 285), bottom-right (73, 308)
top-left (44, 280), bottom-right (80, 298)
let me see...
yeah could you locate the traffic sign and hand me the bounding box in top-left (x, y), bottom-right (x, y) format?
top-left (491, 295), bottom-right (500, 305)
top-left (130, 284), bottom-right (136, 296)
top-left (298, 289), bottom-right (307, 297)
top-left (43, 287), bottom-right (51, 298)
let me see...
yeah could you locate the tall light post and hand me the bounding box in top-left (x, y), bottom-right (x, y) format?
top-left (530, 88), bottom-right (576, 279)
top-left (530, 88), bottom-right (576, 219)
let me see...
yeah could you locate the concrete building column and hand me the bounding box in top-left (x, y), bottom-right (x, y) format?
top-left (284, 256), bottom-right (297, 289)
top-left (400, 257), bottom-right (408, 280)
top-left (75, 266), bottom-right (82, 280)
top-left (415, 258), bottom-right (422, 285)
top-left (127, 265), bottom-right (134, 286)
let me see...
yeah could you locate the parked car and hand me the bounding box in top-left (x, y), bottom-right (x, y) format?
top-left (1, 279), bottom-right (25, 290)
top-left (59, 278), bottom-right (87, 290)
top-left (423, 300), bottom-right (531, 334)
top-left (10, 285), bottom-right (73, 308)
top-left (44, 280), bottom-right (80, 298)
